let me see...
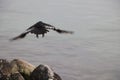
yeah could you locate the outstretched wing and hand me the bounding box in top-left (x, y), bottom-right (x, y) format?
top-left (53, 28), bottom-right (74, 34)
top-left (10, 31), bottom-right (29, 41)
top-left (26, 26), bottom-right (34, 31)
top-left (42, 22), bottom-right (74, 34)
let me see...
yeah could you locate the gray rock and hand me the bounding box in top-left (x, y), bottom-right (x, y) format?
top-left (30, 64), bottom-right (62, 80)
top-left (0, 59), bottom-right (35, 80)
top-left (10, 59), bottom-right (35, 80)
top-left (10, 72), bottom-right (25, 80)
top-left (0, 59), bottom-right (62, 80)
top-left (54, 73), bottom-right (62, 80)
top-left (0, 59), bottom-right (12, 80)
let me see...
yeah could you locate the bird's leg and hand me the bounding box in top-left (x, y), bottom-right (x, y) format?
top-left (36, 34), bottom-right (39, 38)
top-left (42, 33), bottom-right (45, 37)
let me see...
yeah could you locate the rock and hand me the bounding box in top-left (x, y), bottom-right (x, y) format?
top-left (30, 64), bottom-right (62, 80)
top-left (10, 72), bottom-right (25, 80)
top-left (0, 59), bottom-right (24, 80)
top-left (0, 59), bottom-right (12, 80)
top-left (0, 59), bottom-right (62, 80)
top-left (10, 59), bottom-right (35, 80)
top-left (54, 73), bottom-right (62, 80)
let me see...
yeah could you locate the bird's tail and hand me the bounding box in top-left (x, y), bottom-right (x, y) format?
top-left (53, 28), bottom-right (74, 34)
top-left (10, 32), bottom-right (29, 41)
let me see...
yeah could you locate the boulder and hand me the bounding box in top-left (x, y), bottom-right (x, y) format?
top-left (10, 59), bottom-right (35, 80)
top-left (10, 72), bottom-right (25, 80)
top-left (0, 59), bottom-right (35, 80)
top-left (0, 59), bottom-right (12, 80)
top-left (54, 73), bottom-right (62, 80)
top-left (30, 64), bottom-right (62, 80)
top-left (0, 59), bottom-right (62, 80)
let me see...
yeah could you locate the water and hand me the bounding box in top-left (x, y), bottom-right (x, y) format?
top-left (0, 0), bottom-right (120, 80)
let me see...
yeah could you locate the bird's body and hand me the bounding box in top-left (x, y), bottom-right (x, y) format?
top-left (26, 21), bottom-right (51, 38)
top-left (10, 21), bottom-right (74, 41)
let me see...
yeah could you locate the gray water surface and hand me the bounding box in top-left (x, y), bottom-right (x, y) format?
top-left (0, 0), bottom-right (120, 80)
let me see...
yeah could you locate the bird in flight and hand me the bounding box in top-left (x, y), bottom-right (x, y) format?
top-left (10, 21), bottom-right (74, 41)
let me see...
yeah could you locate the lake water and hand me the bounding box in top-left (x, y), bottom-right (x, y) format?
top-left (0, 0), bottom-right (120, 80)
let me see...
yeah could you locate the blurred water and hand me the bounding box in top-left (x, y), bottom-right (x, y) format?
top-left (0, 0), bottom-right (120, 80)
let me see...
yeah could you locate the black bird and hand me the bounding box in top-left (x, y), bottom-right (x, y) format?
top-left (10, 21), bottom-right (74, 41)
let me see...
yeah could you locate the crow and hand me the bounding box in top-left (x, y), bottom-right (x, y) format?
top-left (10, 21), bottom-right (74, 41)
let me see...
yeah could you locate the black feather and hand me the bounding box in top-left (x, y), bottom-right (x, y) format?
top-left (53, 28), bottom-right (74, 34)
top-left (10, 32), bottom-right (28, 41)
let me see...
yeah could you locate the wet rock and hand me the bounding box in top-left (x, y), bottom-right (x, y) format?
top-left (54, 73), bottom-right (62, 80)
top-left (30, 64), bottom-right (62, 80)
top-left (10, 59), bottom-right (35, 80)
top-left (0, 59), bottom-right (12, 80)
top-left (0, 59), bottom-right (62, 80)
top-left (10, 72), bottom-right (25, 80)
top-left (0, 59), bottom-right (35, 80)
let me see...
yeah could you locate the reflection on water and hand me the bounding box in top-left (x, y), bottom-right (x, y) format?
top-left (0, 0), bottom-right (120, 80)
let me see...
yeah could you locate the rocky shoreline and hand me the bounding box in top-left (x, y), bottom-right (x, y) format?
top-left (0, 59), bottom-right (62, 80)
